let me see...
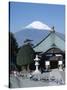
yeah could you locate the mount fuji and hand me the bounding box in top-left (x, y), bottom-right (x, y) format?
top-left (25, 21), bottom-right (52, 30)
top-left (14, 21), bottom-right (52, 47)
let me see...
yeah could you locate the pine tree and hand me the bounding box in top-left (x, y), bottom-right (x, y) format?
top-left (9, 32), bottom-right (18, 71)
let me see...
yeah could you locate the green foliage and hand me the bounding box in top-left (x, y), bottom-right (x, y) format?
top-left (17, 44), bottom-right (34, 66)
top-left (9, 32), bottom-right (18, 68)
top-left (9, 32), bottom-right (18, 56)
top-left (24, 39), bottom-right (34, 47)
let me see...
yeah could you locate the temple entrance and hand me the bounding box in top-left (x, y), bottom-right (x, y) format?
top-left (50, 60), bottom-right (58, 69)
top-left (40, 48), bottom-right (64, 71)
top-left (29, 48), bottom-right (65, 71)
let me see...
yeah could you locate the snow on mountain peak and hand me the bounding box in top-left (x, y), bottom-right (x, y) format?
top-left (25, 21), bottom-right (52, 31)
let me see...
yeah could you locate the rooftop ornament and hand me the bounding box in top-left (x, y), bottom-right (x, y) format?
top-left (51, 26), bottom-right (55, 32)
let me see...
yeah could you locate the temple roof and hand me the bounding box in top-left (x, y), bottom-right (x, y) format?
top-left (33, 31), bottom-right (65, 52)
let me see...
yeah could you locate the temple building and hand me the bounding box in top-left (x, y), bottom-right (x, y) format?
top-left (33, 28), bottom-right (65, 70)
top-left (16, 27), bottom-right (65, 71)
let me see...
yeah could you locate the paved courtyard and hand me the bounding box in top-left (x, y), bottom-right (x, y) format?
top-left (10, 69), bottom-right (65, 88)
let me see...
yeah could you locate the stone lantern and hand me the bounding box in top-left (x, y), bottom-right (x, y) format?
top-left (32, 55), bottom-right (41, 75)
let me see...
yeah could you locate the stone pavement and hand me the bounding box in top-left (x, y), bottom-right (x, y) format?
top-left (10, 69), bottom-right (65, 88)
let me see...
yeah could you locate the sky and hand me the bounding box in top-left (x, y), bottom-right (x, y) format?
top-left (9, 2), bottom-right (65, 34)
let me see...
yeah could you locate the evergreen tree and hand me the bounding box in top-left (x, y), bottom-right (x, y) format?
top-left (17, 40), bottom-right (34, 71)
top-left (9, 32), bottom-right (18, 71)
top-left (24, 39), bottom-right (34, 47)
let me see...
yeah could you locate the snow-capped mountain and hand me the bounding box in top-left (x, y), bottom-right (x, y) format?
top-left (14, 21), bottom-right (52, 47)
top-left (25, 21), bottom-right (52, 31)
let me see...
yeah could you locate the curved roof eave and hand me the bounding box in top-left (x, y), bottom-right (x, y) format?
top-left (33, 31), bottom-right (65, 52)
top-left (33, 32), bottom-right (52, 48)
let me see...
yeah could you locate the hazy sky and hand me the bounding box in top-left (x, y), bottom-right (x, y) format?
top-left (9, 2), bottom-right (65, 34)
